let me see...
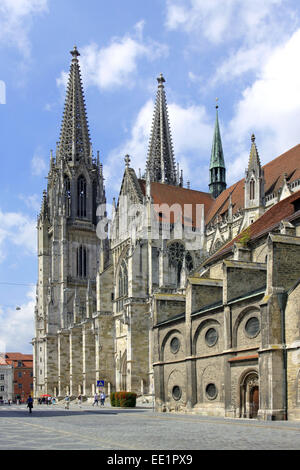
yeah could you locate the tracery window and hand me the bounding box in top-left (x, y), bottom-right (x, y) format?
top-left (167, 242), bottom-right (193, 284)
top-left (118, 260), bottom-right (128, 298)
top-left (64, 176), bottom-right (71, 217)
top-left (77, 175), bottom-right (87, 217)
top-left (77, 245), bottom-right (87, 278)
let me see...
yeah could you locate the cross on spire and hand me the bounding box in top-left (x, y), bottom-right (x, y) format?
top-left (124, 154), bottom-right (131, 168)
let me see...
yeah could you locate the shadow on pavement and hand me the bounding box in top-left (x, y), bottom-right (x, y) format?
top-left (0, 405), bottom-right (150, 418)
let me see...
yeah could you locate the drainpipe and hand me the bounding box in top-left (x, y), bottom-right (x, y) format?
top-left (277, 291), bottom-right (288, 421)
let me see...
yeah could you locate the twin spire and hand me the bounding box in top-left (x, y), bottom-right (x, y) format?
top-left (58, 46), bottom-right (91, 163)
top-left (57, 47), bottom-right (230, 198)
top-left (146, 73), bottom-right (178, 186)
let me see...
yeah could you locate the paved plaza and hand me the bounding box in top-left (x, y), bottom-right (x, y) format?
top-left (0, 402), bottom-right (300, 451)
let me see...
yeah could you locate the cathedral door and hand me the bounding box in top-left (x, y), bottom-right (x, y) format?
top-left (250, 386), bottom-right (259, 419)
top-left (240, 371), bottom-right (259, 418)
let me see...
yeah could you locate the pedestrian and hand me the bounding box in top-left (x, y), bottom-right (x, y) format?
top-left (77, 394), bottom-right (82, 408)
top-left (100, 391), bottom-right (106, 406)
top-left (47, 396), bottom-right (51, 406)
top-left (52, 396), bottom-right (56, 405)
top-left (93, 393), bottom-right (99, 406)
top-left (64, 394), bottom-right (70, 410)
top-left (27, 395), bottom-right (33, 414)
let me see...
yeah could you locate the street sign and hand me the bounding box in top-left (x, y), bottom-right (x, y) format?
top-left (97, 380), bottom-right (105, 387)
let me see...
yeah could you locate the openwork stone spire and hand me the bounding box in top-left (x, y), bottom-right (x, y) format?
top-left (146, 74), bottom-right (177, 185)
top-left (209, 101), bottom-right (226, 199)
top-left (248, 134), bottom-right (261, 172)
top-left (58, 46), bottom-right (91, 163)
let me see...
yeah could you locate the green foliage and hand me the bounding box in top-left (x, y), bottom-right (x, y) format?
top-left (110, 391), bottom-right (137, 407)
top-left (238, 227), bottom-right (251, 246)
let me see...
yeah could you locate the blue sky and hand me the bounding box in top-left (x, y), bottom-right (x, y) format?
top-left (1, 0), bottom-right (300, 353)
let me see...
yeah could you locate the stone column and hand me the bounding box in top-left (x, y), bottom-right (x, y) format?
top-left (82, 323), bottom-right (95, 397)
top-left (69, 326), bottom-right (83, 397)
top-left (58, 331), bottom-right (70, 397)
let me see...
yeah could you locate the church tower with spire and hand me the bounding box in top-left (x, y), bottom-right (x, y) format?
top-left (33, 47), bottom-right (108, 398)
top-left (209, 102), bottom-right (226, 199)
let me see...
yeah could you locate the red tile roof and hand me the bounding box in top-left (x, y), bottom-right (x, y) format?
top-left (206, 143), bottom-right (300, 224)
top-left (205, 188), bottom-right (300, 264)
top-left (4, 353), bottom-right (33, 365)
top-left (139, 180), bottom-right (214, 227)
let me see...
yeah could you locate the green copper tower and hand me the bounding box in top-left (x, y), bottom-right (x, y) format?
top-left (209, 101), bottom-right (226, 199)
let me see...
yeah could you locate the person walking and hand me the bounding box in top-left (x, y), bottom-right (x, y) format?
top-left (77, 394), bottom-right (82, 408)
top-left (93, 393), bottom-right (99, 406)
top-left (27, 395), bottom-right (33, 414)
top-left (64, 394), bottom-right (70, 410)
top-left (100, 391), bottom-right (106, 406)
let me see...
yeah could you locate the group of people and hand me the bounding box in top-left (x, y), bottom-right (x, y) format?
top-left (92, 392), bottom-right (106, 406)
top-left (26, 391), bottom-right (106, 413)
top-left (38, 396), bottom-right (56, 405)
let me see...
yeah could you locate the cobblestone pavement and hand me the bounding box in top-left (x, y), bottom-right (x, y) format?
top-left (0, 402), bottom-right (300, 450)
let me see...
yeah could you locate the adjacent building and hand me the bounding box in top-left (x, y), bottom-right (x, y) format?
top-left (0, 355), bottom-right (13, 402)
top-left (2, 353), bottom-right (33, 402)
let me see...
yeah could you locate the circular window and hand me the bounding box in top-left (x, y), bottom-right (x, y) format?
top-left (205, 328), bottom-right (218, 347)
top-left (206, 383), bottom-right (218, 400)
top-left (170, 337), bottom-right (180, 354)
top-left (245, 317), bottom-right (260, 338)
top-left (172, 385), bottom-right (182, 401)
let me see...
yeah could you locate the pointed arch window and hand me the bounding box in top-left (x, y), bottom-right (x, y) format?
top-left (77, 245), bottom-right (87, 278)
top-left (77, 175), bottom-right (87, 217)
top-left (118, 260), bottom-right (128, 298)
top-left (64, 175), bottom-right (71, 217)
top-left (250, 179), bottom-right (255, 200)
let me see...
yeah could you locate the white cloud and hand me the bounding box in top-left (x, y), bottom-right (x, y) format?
top-left (0, 286), bottom-right (35, 354)
top-left (104, 98), bottom-right (213, 192)
top-left (225, 28), bottom-right (300, 184)
top-left (165, 0), bottom-right (288, 43)
top-left (166, 0), bottom-right (298, 87)
top-left (0, 209), bottom-right (36, 262)
top-left (31, 148), bottom-right (47, 176)
top-left (57, 22), bottom-right (168, 91)
top-left (19, 193), bottom-right (41, 212)
top-left (0, 0), bottom-right (48, 57)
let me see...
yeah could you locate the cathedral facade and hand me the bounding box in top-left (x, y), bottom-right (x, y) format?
top-left (33, 48), bottom-right (300, 420)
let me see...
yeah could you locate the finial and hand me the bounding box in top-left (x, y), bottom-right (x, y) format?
top-left (216, 97), bottom-right (219, 110)
top-left (70, 45), bottom-right (80, 58)
top-left (157, 73), bottom-right (165, 86)
top-left (124, 154), bottom-right (131, 168)
top-left (251, 133), bottom-right (255, 143)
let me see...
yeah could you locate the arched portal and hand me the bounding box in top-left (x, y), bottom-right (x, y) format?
top-left (239, 371), bottom-right (259, 418)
